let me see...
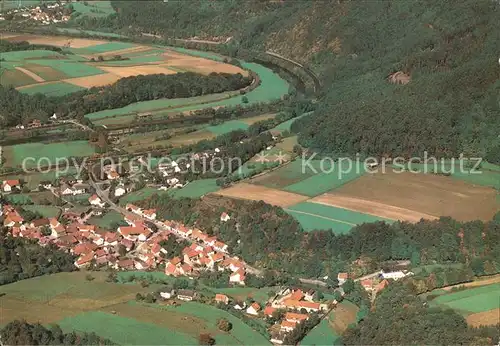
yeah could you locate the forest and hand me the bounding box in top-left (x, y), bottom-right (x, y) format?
top-left (0, 39), bottom-right (63, 53)
top-left (70, 0), bottom-right (500, 161)
top-left (0, 230), bottom-right (76, 285)
top-left (0, 320), bottom-right (115, 345)
top-left (0, 72), bottom-right (251, 128)
top-left (342, 282), bottom-right (499, 345)
top-left (139, 194), bottom-right (500, 286)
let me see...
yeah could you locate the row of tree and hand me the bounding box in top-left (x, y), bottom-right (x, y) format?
top-left (0, 72), bottom-right (251, 128)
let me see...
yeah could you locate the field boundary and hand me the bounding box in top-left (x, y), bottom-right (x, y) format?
top-left (15, 66), bottom-right (45, 82)
top-left (284, 209), bottom-right (356, 226)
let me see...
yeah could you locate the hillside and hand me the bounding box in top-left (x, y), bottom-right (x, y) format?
top-left (81, 0), bottom-right (500, 160)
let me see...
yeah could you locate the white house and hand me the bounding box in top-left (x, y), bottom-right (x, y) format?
top-left (381, 270), bottom-right (414, 280)
top-left (159, 288), bottom-right (175, 299)
top-left (2, 180), bottom-right (20, 193)
top-left (246, 303), bottom-right (261, 316)
top-left (220, 212), bottom-right (231, 222)
top-left (114, 185), bottom-right (127, 197)
top-left (89, 194), bottom-right (105, 208)
top-left (229, 269), bottom-right (246, 285)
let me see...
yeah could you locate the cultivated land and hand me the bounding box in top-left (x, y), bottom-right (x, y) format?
top-left (327, 169), bottom-right (499, 221)
top-left (213, 183), bottom-right (310, 207)
top-left (0, 34), bottom-right (248, 95)
top-left (2, 141), bottom-right (95, 168)
top-left (285, 201), bottom-right (390, 233)
top-left (429, 283), bottom-right (500, 326)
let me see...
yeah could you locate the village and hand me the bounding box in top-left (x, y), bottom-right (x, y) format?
top-left (0, 1), bottom-right (72, 24)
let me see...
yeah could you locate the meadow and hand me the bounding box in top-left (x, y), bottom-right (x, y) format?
top-left (22, 205), bottom-right (61, 218)
top-left (3, 141), bottom-right (95, 168)
top-left (87, 210), bottom-right (124, 229)
top-left (301, 319), bottom-right (340, 346)
top-left (430, 283), bottom-right (500, 314)
top-left (285, 201), bottom-right (389, 233)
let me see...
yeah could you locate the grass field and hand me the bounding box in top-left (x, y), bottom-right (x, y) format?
top-left (70, 0), bottom-right (116, 18)
top-left (78, 42), bottom-right (137, 53)
top-left (285, 201), bottom-right (390, 233)
top-left (301, 319), bottom-right (340, 346)
top-left (4, 194), bottom-right (33, 204)
top-left (271, 111), bottom-right (313, 133)
top-left (0, 49), bottom-right (63, 61)
top-left (431, 283), bottom-right (500, 314)
top-left (87, 210), bottom-right (124, 229)
top-left (119, 187), bottom-right (165, 204)
top-left (19, 82), bottom-right (86, 96)
top-left (3, 141), bottom-right (95, 168)
top-left (22, 205), bottom-right (61, 218)
top-left (206, 120), bottom-right (250, 135)
top-left (168, 179), bottom-right (220, 198)
top-left (251, 159), bottom-right (366, 197)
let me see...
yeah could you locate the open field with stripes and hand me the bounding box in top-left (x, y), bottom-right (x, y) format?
top-left (0, 33), bottom-right (248, 96)
top-left (428, 283), bottom-right (500, 327)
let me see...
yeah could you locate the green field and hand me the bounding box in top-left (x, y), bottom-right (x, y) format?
top-left (1, 0), bottom-right (44, 9)
top-left (286, 202), bottom-right (390, 233)
top-left (22, 205), bottom-right (61, 218)
top-left (301, 319), bottom-right (340, 346)
top-left (0, 167), bottom-right (78, 190)
top-left (78, 42), bottom-right (137, 53)
top-left (0, 68), bottom-right (37, 87)
top-left (4, 194), bottom-right (33, 204)
top-left (87, 59), bottom-right (289, 124)
top-left (58, 311), bottom-right (196, 345)
top-left (4, 141), bottom-right (95, 168)
top-left (167, 179), bottom-right (221, 198)
top-left (56, 28), bottom-right (127, 38)
top-left (272, 111), bottom-right (314, 133)
top-left (0, 49), bottom-right (63, 61)
top-left (19, 82), bottom-right (86, 96)
top-left (206, 120), bottom-right (250, 135)
top-left (431, 283), bottom-right (500, 314)
top-left (70, 0), bottom-right (116, 18)
top-left (119, 187), bottom-right (165, 204)
top-left (96, 55), bottom-right (165, 65)
top-left (27, 59), bottom-right (105, 78)
top-left (87, 210), bottom-right (124, 229)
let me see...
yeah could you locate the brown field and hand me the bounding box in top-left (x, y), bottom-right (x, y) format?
top-left (22, 63), bottom-right (68, 81)
top-left (466, 309), bottom-right (500, 327)
top-left (88, 45), bottom-right (152, 58)
top-left (25, 35), bottom-right (109, 48)
top-left (442, 274), bottom-right (500, 291)
top-left (311, 195), bottom-right (438, 222)
top-left (98, 64), bottom-right (177, 77)
top-left (213, 183), bottom-right (309, 207)
top-left (0, 69), bottom-right (37, 87)
top-left (15, 66), bottom-right (45, 82)
top-left (240, 113), bottom-right (277, 125)
top-left (64, 72), bottom-right (121, 88)
top-left (163, 50), bottom-right (247, 76)
top-left (326, 170), bottom-right (498, 221)
top-left (330, 301), bottom-right (359, 334)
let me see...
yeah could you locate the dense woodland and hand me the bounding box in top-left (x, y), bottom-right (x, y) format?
top-left (0, 230), bottom-right (76, 285)
top-left (0, 72), bottom-right (251, 128)
top-left (139, 195), bottom-right (500, 284)
top-left (71, 0), bottom-right (500, 161)
top-left (0, 39), bottom-right (63, 53)
top-left (0, 321), bottom-right (115, 345)
top-left (342, 282), bottom-right (499, 345)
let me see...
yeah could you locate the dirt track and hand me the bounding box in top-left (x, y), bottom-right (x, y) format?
top-left (15, 66), bottom-right (45, 82)
top-left (213, 183), bottom-right (309, 207)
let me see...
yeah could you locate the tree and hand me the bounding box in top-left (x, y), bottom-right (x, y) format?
top-left (85, 274), bottom-right (95, 281)
top-left (198, 333), bottom-right (215, 345)
top-left (97, 55), bottom-right (104, 61)
top-left (241, 96), bottom-right (249, 104)
top-left (117, 244), bottom-right (127, 257)
top-left (343, 279), bottom-right (355, 294)
top-left (216, 318), bottom-right (232, 332)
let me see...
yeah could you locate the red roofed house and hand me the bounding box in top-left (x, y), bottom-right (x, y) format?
top-left (125, 204), bottom-right (142, 214)
top-left (142, 209), bottom-right (157, 220)
top-left (280, 320), bottom-right (297, 332)
top-left (361, 279), bottom-right (374, 291)
top-left (170, 257), bottom-right (182, 266)
top-left (2, 180), bottom-right (20, 193)
top-left (290, 289), bottom-right (305, 301)
top-left (75, 252), bottom-right (95, 268)
top-left (215, 294), bottom-right (229, 305)
top-left (220, 212), bottom-right (231, 222)
top-left (118, 226), bottom-right (151, 241)
top-left (375, 279), bottom-right (389, 293)
top-left (213, 241), bottom-right (228, 253)
top-left (89, 194), bottom-right (105, 208)
top-left (246, 302), bottom-right (261, 316)
top-left (165, 262), bottom-right (178, 276)
top-left (263, 305), bottom-right (276, 317)
top-left (285, 312), bottom-right (309, 323)
top-left (338, 272), bottom-right (349, 285)
top-left (179, 263), bottom-right (193, 277)
top-left (229, 269), bottom-right (246, 286)
top-left (4, 214), bottom-right (24, 227)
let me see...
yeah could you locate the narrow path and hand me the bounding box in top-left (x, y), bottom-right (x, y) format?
top-left (284, 209), bottom-right (356, 226)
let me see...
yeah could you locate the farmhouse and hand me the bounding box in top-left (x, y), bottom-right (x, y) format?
top-left (215, 294), bottom-right (230, 305)
top-left (2, 180), bottom-right (20, 192)
top-left (338, 272), bottom-right (349, 285)
top-left (229, 269), bottom-right (246, 285)
top-left (220, 212), bottom-right (231, 222)
top-left (89, 194), bottom-right (106, 208)
top-left (159, 287), bottom-right (175, 299)
top-left (177, 290), bottom-right (196, 301)
top-left (381, 270), bottom-right (414, 280)
top-left (246, 302), bottom-right (261, 316)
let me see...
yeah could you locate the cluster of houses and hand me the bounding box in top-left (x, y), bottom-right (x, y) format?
top-left (0, 3), bottom-right (71, 24)
top-left (122, 203), bottom-right (247, 286)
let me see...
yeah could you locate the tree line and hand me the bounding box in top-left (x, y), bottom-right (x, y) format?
top-left (0, 72), bottom-right (251, 128)
top-left (138, 195), bottom-right (500, 284)
top-left (0, 320), bottom-right (115, 345)
top-left (0, 39), bottom-right (63, 53)
top-left (0, 229), bottom-right (76, 285)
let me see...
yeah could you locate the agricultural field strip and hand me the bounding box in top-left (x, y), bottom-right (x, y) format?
top-left (283, 208), bottom-right (356, 226)
top-left (432, 283), bottom-right (500, 313)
